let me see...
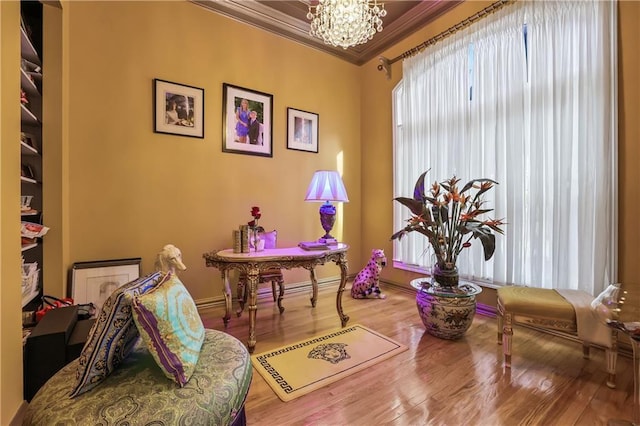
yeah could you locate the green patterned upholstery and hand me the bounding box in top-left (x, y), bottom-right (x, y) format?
top-left (24, 329), bottom-right (252, 425)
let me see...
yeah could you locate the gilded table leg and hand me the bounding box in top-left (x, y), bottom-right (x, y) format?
top-left (335, 254), bottom-right (349, 327)
top-left (221, 270), bottom-right (232, 326)
top-left (309, 268), bottom-right (318, 307)
top-left (247, 267), bottom-right (259, 353)
top-left (502, 311), bottom-right (513, 368)
top-left (276, 279), bottom-right (285, 314)
top-left (605, 336), bottom-right (618, 389)
top-left (236, 276), bottom-right (247, 317)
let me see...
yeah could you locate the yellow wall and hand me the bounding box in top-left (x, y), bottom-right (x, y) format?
top-left (63, 1), bottom-right (363, 302)
top-left (1, 1), bottom-right (27, 423)
top-left (2, 0), bottom-right (638, 421)
top-left (616, 1), bottom-right (640, 319)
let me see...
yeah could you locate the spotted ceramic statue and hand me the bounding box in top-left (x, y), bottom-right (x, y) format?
top-left (350, 249), bottom-right (387, 299)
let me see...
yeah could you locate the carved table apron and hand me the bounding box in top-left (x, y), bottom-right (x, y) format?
top-left (203, 244), bottom-right (349, 352)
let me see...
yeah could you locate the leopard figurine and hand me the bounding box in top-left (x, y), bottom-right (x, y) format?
top-left (350, 249), bottom-right (387, 299)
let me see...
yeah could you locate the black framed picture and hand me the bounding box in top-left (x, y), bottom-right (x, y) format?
top-left (287, 107), bottom-right (319, 153)
top-left (153, 78), bottom-right (204, 138)
top-left (69, 258), bottom-right (142, 314)
top-left (222, 83), bottom-right (273, 157)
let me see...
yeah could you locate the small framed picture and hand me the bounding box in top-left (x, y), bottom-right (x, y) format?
top-left (69, 258), bottom-right (142, 315)
top-left (222, 83), bottom-right (273, 157)
top-left (153, 78), bottom-right (204, 138)
top-left (287, 107), bottom-right (319, 153)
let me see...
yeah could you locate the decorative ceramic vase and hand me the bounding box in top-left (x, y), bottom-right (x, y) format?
top-left (411, 278), bottom-right (482, 340)
top-left (432, 264), bottom-right (459, 288)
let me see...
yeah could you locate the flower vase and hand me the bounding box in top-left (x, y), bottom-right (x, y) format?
top-left (252, 231), bottom-right (265, 252)
top-left (411, 278), bottom-right (482, 340)
top-left (432, 264), bottom-right (459, 288)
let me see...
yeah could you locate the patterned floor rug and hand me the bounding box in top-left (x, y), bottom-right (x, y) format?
top-left (251, 324), bottom-right (408, 401)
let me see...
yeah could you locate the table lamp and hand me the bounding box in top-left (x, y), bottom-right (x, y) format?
top-left (304, 170), bottom-right (349, 244)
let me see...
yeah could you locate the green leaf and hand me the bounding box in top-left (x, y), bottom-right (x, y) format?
top-left (390, 230), bottom-right (406, 240)
top-left (438, 206), bottom-right (449, 224)
top-left (458, 222), bottom-right (477, 234)
top-left (393, 197), bottom-right (424, 217)
top-left (413, 170), bottom-right (431, 201)
top-left (460, 178), bottom-right (498, 194)
top-left (474, 232), bottom-right (496, 260)
top-left (414, 227), bottom-right (436, 239)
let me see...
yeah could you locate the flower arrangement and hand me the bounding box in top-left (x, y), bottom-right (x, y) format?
top-left (248, 206), bottom-right (261, 229)
top-left (248, 206), bottom-right (263, 251)
top-left (391, 169), bottom-right (505, 273)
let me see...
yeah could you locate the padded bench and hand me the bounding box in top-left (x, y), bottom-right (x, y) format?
top-left (497, 286), bottom-right (618, 388)
top-left (23, 329), bottom-right (253, 425)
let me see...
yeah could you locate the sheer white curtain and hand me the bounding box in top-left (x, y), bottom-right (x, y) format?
top-left (393, 0), bottom-right (617, 294)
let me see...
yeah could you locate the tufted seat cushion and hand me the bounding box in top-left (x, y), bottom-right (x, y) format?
top-left (24, 329), bottom-right (252, 425)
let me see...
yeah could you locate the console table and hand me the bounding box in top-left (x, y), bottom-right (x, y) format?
top-left (203, 243), bottom-right (349, 352)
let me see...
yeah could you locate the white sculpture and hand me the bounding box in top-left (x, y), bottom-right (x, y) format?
top-left (155, 244), bottom-right (187, 274)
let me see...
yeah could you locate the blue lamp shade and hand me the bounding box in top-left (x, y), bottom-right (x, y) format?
top-left (304, 171), bottom-right (349, 244)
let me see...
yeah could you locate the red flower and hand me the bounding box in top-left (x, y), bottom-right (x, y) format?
top-left (251, 206), bottom-right (261, 219)
top-left (248, 220), bottom-right (256, 227)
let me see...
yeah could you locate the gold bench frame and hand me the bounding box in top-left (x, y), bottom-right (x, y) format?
top-left (497, 294), bottom-right (618, 389)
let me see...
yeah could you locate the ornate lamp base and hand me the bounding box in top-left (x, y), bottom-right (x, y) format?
top-left (318, 236), bottom-right (337, 244)
top-left (318, 201), bottom-right (338, 244)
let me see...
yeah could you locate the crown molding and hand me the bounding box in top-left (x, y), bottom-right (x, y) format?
top-left (190, 0), bottom-right (462, 66)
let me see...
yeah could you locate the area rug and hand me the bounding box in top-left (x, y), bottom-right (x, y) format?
top-left (251, 324), bottom-right (408, 401)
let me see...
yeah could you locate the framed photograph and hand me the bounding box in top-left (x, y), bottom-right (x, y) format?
top-left (153, 78), bottom-right (204, 138)
top-left (69, 258), bottom-right (142, 315)
top-left (287, 107), bottom-right (319, 153)
top-left (222, 83), bottom-right (273, 157)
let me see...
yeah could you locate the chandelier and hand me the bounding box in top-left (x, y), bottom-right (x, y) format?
top-left (307, 0), bottom-right (387, 50)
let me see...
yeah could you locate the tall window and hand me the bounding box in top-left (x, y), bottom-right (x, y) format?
top-left (393, 0), bottom-right (617, 295)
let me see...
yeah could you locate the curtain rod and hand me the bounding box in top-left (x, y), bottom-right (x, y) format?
top-left (377, 0), bottom-right (514, 79)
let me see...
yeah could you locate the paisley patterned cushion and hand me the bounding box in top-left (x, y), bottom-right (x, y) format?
top-left (23, 330), bottom-right (253, 426)
top-left (132, 273), bottom-right (205, 386)
top-left (69, 271), bottom-right (168, 397)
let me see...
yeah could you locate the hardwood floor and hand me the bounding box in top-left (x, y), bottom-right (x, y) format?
top-left (200, 283), bottom-right (634, 426)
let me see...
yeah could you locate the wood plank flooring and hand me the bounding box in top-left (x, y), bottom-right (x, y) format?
top-left (199, 283), bottom-right (634, 426)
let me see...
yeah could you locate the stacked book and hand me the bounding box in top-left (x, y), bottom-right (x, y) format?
top-left (298, 241), bottom-right (330, 251)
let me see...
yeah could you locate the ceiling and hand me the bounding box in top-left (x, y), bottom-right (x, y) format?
top-left (190, 0), bottom-right (463, 65)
